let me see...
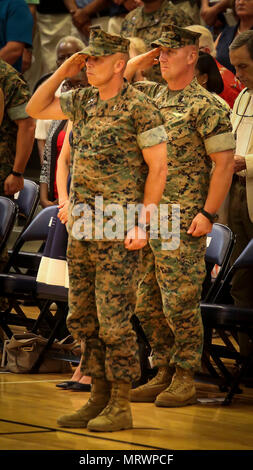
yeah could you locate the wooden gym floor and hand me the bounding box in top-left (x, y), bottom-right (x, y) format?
top-left (1, 369), bottom-right (253, 452)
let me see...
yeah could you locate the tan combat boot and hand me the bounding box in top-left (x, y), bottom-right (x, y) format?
top-left (130, 366), bottom-right (174, 402)
top-left (87, 381), bottom-right (132, 432)
top-left (155, 367), bottom-right (197, 407)
top-left (57, 378), bottom-right (111, 428)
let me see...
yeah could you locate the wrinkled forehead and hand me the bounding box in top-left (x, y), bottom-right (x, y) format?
top-left (230, 45), bottom-right (253, 65)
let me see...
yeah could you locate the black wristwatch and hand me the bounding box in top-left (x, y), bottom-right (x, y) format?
top-left (200, 208), bottom-right (218, 224)
top-left (11, 170), bottom-right (23, 177)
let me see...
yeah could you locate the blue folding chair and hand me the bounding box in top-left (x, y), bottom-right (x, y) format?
top-left (201, 238), bottom-right (253, 404)
top-left (202, 223), bottom-right (235, 302)
top-left (0, 206), bottom-right (58, 338)
top-left (14, 179), bottom-right (40, 228)
top-left (30, 214), bottom-right (73, 372)
top-left (8, 179), bottom-right (40, 273)
top-left (0, 197), bottom-right (18, 257)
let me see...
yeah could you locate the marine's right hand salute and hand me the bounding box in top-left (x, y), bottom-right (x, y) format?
top-left (26, 53), bottom-right (87, 121)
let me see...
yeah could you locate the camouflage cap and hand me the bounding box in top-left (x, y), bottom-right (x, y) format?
top-left (78, 26), bottom-right (130, 57)
top-left (151, 24), bottom-right (201, 49)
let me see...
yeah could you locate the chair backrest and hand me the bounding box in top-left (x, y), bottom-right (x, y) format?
top-left (5, 205), bottom-right (58, 272)
top-left (36, 211), bottom-right (69, 289)
top-left (16, 205), bottom-right (58, 246)
top-left (203, 223), bottom-right (235, 302)
top-left (0, 197), bottom-right (18, 254)
top-left (205, 223), bottom-right (234, 266)
top-left (14, 179), bottom-right (40, 226)
top-left (210, 237), bottom-right (253, 303)
top-left (233, 238), bottom-right (253, 270)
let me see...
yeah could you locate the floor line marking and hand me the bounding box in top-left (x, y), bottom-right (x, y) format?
top-left (0, 419), bottom-right (168, 450)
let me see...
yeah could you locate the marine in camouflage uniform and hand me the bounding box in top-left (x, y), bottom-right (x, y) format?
top-left (60, 54), bottom-right (167, 387)
top-left (130, 25), bottom-right (235, 406)
top-left (0, 60), bottom-right (33, 287)
top-left (0, 59), bottom-right (31, 196)
top-left (25, 26), bottom-right (168, 431)
top-left (120, 0), bottom-right (194, 83)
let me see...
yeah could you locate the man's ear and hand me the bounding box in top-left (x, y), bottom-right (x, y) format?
top-left (114, 59), bottom-right (127, 74)
top-left (188, 46), bottom-right (198, 66)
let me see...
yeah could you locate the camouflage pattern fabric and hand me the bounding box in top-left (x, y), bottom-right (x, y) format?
top-left (120, 0), bottom-right (194, 83)
top-left (60, 75), bottom-right (167, 381)
top-left (60, 79), bottom-right (167, 240)
top-left (151, 23), bottom-right (201, 49)
top-left (66, 238), bottom-right (145, 382)
top-left (134, 78), bottom-right (235, 371)
top-left (78, 25), bottom-right (130, 57)
top-left (0, 60), bottom-right (30, 312)
top-left (0, 59), bottom-right (31, 195)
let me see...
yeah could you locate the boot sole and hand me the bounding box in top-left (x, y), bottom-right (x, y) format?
top-left (57, 420), bottom-right (88, 428)
top-left (87, 423), bottom-right (133, 432)
top-left (155, 396), bottom-right (197, 408)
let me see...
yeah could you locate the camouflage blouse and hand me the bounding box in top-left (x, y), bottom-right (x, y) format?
top-left (0, 59), bottom-right (31, 194)
top-left (60, 80), bottom-right (167, 240)
top-left (134, 78), bottom-right (235, 212)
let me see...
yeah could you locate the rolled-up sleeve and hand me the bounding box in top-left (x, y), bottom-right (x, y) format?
top-left (7, 103), bottom-right (29, 121)
top-left (137, 124), bottom-right (168, 149)
top-left (204, 132), bottom-right (235, 154)
top-left (59, 91), bottom-right (75, 121)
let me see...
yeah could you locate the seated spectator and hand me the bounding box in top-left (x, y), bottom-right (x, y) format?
top-left (186, 24), bottom-right (244, 107)
top-left (0, 0), bottom-right (33, 72)
top-left (215, 0), bottom-right (253, 74)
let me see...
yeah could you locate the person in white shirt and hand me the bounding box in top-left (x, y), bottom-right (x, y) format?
top-left (229, 30), bottom-right (253, 355)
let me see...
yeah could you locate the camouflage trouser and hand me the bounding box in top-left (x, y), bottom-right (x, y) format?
top-left (135, 231), bottom-right (206, 372)
top-left (66, 238), bottom-right (145, 383)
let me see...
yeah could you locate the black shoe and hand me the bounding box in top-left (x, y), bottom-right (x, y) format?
top-left (69, 382), bottom-right (91, 391)
top-left (56, 381), bottom-right (78, 389)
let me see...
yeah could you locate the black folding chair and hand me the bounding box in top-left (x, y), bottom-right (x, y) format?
top-left (201, 238), bottom-right (253, 404)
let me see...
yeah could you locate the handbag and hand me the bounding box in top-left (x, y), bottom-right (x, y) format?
top-left (3, 333), bottom-right (75, 373)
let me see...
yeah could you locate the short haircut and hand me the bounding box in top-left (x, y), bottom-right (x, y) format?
top-left (56, 36), bottom-right (85, 53)
top-left (229, 30), bottom-right (253, 60)
top-left (185, 25), bottom-right (215, 56)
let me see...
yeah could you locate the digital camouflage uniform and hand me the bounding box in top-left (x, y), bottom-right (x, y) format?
top-left (120, 0), bottom-right (193, 83)
top-left (133, 25), bottom-right (235, 372)
top-left (0, 59), bottom-right (31, 196)
top-left (0, 59), bottom-right (31, 275)
top-left (59, 27), bottom-right (168, 383)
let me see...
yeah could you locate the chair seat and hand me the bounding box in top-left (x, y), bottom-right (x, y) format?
top-left (201, 302), bottom-right (253, 326)
top-left (36, 282), bottom-right (68, 302)
top-left (7, 251), bottom-right (43, 271)
top-left (0, 273), bottom-right (37, 295)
